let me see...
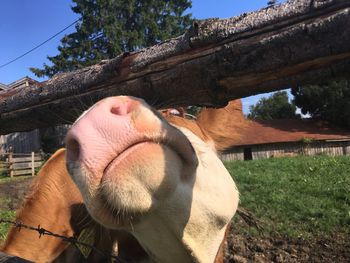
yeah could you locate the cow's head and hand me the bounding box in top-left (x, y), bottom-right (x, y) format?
top-left (65, 96), bottom-right (239, 263)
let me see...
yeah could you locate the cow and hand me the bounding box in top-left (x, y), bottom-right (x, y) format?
top-left (65, 96), bottom-right (239, 263)
top-left (1, 96), bottom-right (240, 263)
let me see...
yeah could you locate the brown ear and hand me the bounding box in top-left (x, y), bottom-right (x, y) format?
top-left (196, 100), bottom-right (248, 151)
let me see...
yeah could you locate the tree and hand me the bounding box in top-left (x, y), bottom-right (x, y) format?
top-left (291, 80), bottom-right (350, 128)
top-left (31, 0), bottom-right (192, 77)
top-left (247, 91), bottom-right (299, 120)
top-left (267, 0), bottom-right (278, 6)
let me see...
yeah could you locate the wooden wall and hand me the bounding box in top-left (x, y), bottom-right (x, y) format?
top-left (0, 125), bottom-right (70, 154)
top-left (0, 130), bottom-right (41, 154)
top-left (221, 140), bottom-right (350, 161)
top-left (220, 148), bottom-right (244, 161)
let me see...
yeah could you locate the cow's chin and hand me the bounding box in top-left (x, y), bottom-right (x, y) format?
top-left (78, 142), bottom-right (184, 229)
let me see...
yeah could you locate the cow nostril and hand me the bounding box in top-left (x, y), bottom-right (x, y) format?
top-left (110, 101), bottom-right (134, 116)
top-left (66, 138), bottom-right (81, 162)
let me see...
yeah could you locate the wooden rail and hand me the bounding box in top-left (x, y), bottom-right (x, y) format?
top-left (0, 152), bottom-right (42, 177)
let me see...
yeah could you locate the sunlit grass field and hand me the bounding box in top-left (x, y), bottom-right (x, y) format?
top-left (227, 155), bottom-right (350, 238)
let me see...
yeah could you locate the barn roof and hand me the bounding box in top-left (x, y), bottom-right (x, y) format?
top-left (231, 119), bottom-right (350, 147)
top-left (0, 83), bottom-right (7, 91)
top-left (7, 76), bottom-right (40, 89)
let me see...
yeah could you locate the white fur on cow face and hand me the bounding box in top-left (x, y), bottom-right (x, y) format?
top-left (65, 96), bottom-right (239, 263)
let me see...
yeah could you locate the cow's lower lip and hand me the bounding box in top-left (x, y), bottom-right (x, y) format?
top-left (96, 192), bottom-right (143, 227)
top-left (98, 141), bottom-right (162, 227)
top-left (103, 141), bottom-right (157, 175)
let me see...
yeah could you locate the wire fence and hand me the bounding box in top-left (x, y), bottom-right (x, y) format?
top-left (0, 218), bottom-right (126, 263)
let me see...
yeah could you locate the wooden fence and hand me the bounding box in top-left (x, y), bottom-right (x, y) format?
top-left (0, 152), bottom-right (43, 177)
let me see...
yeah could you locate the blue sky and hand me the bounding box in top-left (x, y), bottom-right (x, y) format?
top-left (0, 0), bottom-right (284, 113)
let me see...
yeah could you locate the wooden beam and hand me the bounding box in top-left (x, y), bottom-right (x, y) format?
top-left (1, 0), bottom-right (350, 134)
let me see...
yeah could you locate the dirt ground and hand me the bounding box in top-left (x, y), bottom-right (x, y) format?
top-left (0, 177), bottom-right (33, 211)
top-left (0, 178), bottom-right (349, 263)
top-left (226, 219), bottom-right (350, 262)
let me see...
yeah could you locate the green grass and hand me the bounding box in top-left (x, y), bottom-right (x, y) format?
top-left (0, 195), bottom-right (11, 240)
top-left (0, 174), bottom-right (28, 242)
top-left (0, 211), bottom-right (16, 242)
top-left (226, 155), bottom-right (350, 238)
top-left (0, 169), bottom-right (6, 178)
top-left (0, 173), bottom-right (32, 184)
top-left (0, 195), bottom-right (16, 242)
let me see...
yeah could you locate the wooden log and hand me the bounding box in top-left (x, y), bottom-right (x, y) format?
top-left (10, 169), bottom-right (34, 177)
top-left (10, 162), bottom-right (42, 170)
top-left (31, 152), bottom-right (34, 176)
top-left (1, 0), bottom-right (350, 134)
top-left (8, 153), bottom-right (13, 178)
top-left (8, 156), bottom-right (41, 162)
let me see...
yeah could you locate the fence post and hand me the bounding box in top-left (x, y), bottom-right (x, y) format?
top-left (9, 152), bottom-right (13, 178)
top-left (31, 152), bottom-right (35, 176)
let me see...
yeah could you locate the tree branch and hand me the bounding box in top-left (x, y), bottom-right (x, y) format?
top-left (1, 0), bottom-right (350, 134)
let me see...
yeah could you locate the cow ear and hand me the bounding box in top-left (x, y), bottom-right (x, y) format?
top-left (196, 100), bottom-right (248, 152)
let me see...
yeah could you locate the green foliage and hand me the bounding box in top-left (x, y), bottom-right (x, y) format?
top-left (226, 155), bottom-right (350, 238)
top-left (0, 195), bottom-right (15, 242)
top-left (186, 106), bottom-right (202, 117)
top-left (267, 0), bottom-right (278, 6)
top-left (247, 91), bottom-right (300, 120)
top-left (292, 80), bottom-right (350, 129)
top-left (0, 210), bottom-right (15, 242)
top-left (39, 128), bottom-right (61, 153)
top-left (0, 168), bottom-right (6, 178)
top-left (299, 137), bottom-right (314, 144)
top-left (31, 0), bottom-right (193, 77)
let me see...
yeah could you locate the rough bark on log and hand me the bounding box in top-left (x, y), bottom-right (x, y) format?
top-left (1, 0), bottom-right (350, 134)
